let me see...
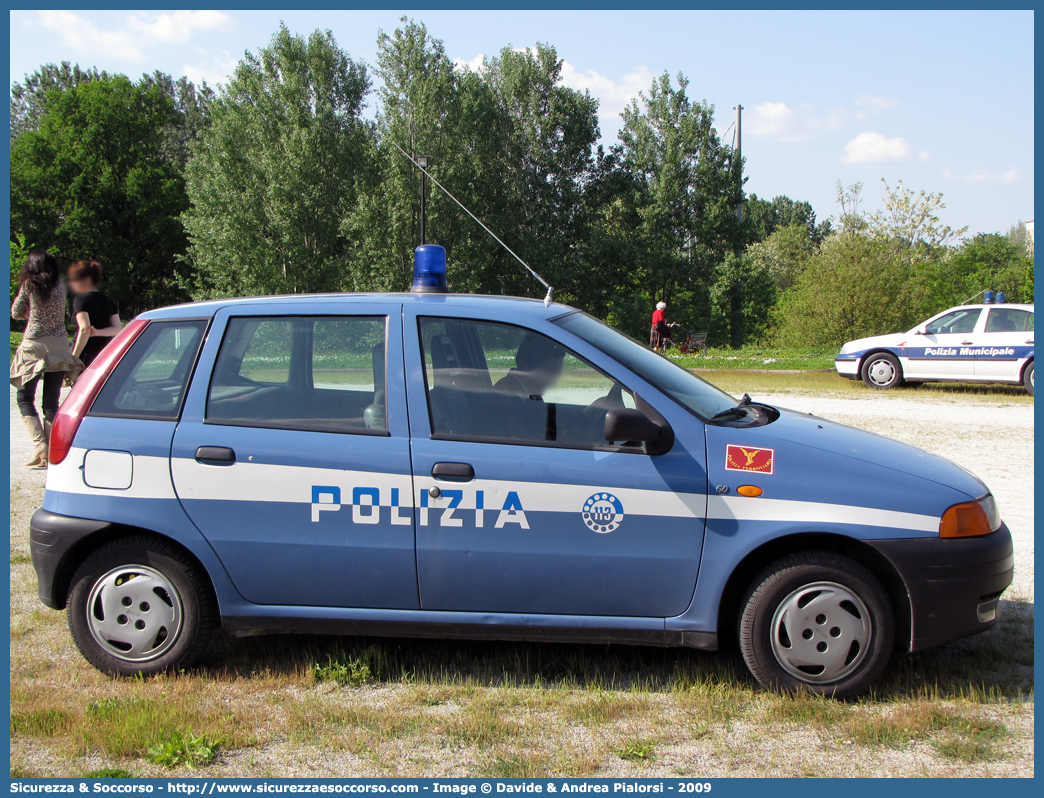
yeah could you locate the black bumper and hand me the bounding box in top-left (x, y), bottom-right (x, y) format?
top-left (29, 508), bottom-right (112, 610)
top-left (866, 524), bottom-right (1014, 651)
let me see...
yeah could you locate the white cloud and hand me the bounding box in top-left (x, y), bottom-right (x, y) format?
top-left (37, 10), bottom-right (147, 61)
top-left (746, 101), bottom-right (847, 142)
top-left (840, 132), bottom-right (924, 164)
top-left (182, 51), bottom-right (237, 89)
top-left (558, 62), bottom-right (653, 122)
top-left (453, 53), bottom-right (486, 72)
top-left (35, 10), bottom-right (233, 63)
top-left (942, 167), bottom-right (1022, 183)
top-left (854, 93), bottom-right (899, 110)
top-left (127, 10), bottom-right (232, 44)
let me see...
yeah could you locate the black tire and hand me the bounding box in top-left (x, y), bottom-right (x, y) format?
top-left (1023, 361), bottom-right (1034, 396)
top-left (67, 536), bottom-right (217, 677)
top-left (738, 551), bottom-right (894, 698)
top-left (860, 352), bottom-right (903, 389)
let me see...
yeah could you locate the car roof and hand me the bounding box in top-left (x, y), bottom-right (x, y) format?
top-left (140, 292), bottom-right (577, 322)
top-left (948, 303), bottom-right (1034, 312)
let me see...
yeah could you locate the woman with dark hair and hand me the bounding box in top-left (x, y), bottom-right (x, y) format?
top-left (10, 249), bottom-right (82, 468)
top-left (68, 260), bottom-right (121, 368)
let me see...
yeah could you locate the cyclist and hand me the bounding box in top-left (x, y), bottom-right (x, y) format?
top-left (650, 301), bottom-right (671, 350)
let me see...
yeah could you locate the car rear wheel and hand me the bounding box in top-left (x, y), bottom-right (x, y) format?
top-left (1023, 361), bottom-right (1034, 396)
top-left (861, 352), bottom-right (903, 389)
top-left (67, 537), bottom-right (216, 676)
top-left (738, 551), bottom-right (894, 698)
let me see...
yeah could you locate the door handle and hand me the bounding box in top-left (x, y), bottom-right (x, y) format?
top-left (195, 446), bottom-right (236, 465)
top-left (961, 340), bottom-right (974, 345)
top-left (1027, 340), bottom-right (1034, 345)
top-left (432, 462), bottom-right (474, 481)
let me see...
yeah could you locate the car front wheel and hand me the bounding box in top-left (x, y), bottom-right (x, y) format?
top-left (861, 352), bottom-right (903, 389)
top-left (1024, 361), bottom-right (1034, 396)
top-left (738, 551), bottom-right (895, 698)
top-left (67, 537), bottom-right (216, 676)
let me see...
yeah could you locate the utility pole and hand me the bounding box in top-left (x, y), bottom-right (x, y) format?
top-left (733, 104), bottom-right (743, 224)
top-left (731, 104), bottom-right (744, 349)
top-left (416, 154), bottom-right (430, 245)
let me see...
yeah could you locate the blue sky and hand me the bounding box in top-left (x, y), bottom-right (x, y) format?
top-left (9, 9), bottom-right (1035, 235)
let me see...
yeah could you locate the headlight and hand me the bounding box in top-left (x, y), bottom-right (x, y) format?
top-left (978, 494), bottom-right (1002, 531)
top-left (939, 495), bottom-right (1002, 538)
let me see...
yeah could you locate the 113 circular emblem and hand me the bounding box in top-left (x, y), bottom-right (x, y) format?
top-left (582, 493), bottom-right (624, 533)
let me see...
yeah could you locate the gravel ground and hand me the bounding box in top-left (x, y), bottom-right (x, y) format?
top-left (8, 383), bottom-right (1034, 778)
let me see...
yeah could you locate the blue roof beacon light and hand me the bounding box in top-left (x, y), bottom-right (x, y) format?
top-left (997, 292), bottom-right (1006, 304)
top-left (984, 290), bottom-right (996, 305)
top-left (411, 245), bottom-right (449, 294)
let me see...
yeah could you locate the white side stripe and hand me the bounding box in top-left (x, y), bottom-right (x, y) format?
top-left (45, 448), bottom-right (176, 500)
top-left (707, 495), bottom-right (938, 533)
top-left (418, 476), bottom-right (707, 519)
top-left (46, 450), bottom-right (940, 534)
top-left (170, 458), bottom-right (413, 503)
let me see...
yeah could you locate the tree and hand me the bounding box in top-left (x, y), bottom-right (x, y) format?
top-left (922, 234), bottom-right (1034, 309)
top-left (363, 21), bottom-right (599, 301)
top-left (184, 26), bottom-right (371, 298)
top-left (708, 252), bottom-right (776, 346)
top-left (360, 19), bottom-right (505, 293)
top-left (745, 194), bottom-right (829, 245)
top-left (1006, 220), bottom-right (1033, 259)
top-left (773, 232), bottom-right (924, 348)
top-left (10, 233), bottom-right (29, 304)
top-left (834, 180), bottom-right (867, 233)
top-left (140, 71), bottom-right (216, 170)
top-left (618, 72), bottom-right (743, 330)
top-left (10, 62), bottom-right (106, 141)
top-left (10, 74), bottom-right (192, 314)
top-left (869, 178), bottom-right (967, 250)
top-left (744, 223), bottom-right (817, 291)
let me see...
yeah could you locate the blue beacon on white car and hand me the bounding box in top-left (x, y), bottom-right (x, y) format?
top-left (834, 292), bottom-right (1034, 394)
top-left (30, 247), bottom-right (1013, 698)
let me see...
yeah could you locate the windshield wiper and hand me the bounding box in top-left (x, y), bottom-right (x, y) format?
top-left (711, 393), bottom-right (754, 421)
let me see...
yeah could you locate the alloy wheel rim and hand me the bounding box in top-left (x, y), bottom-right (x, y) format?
top-left (86, 565), bottom-right (183, 662)
top-left (769, 581), bottom-right (873, 684)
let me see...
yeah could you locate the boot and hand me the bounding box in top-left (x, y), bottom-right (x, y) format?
top-left (22, 416), bottom-right (48, 469)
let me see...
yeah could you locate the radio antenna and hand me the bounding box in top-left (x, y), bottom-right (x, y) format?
top-left (391, 141), bottom-right (554, 308)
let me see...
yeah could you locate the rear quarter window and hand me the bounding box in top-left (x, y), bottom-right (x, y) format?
top-left (88, 320), bottom-right (209, 420)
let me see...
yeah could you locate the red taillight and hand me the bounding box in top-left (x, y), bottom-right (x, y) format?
top-left (49, 319), bottom-right (151, 465)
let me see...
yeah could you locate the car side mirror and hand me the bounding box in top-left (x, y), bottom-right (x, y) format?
top-left (604, 408), bottom-right (663, 445)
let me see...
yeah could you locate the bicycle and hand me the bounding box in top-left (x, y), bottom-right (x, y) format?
top-left (658, 324), bottom-right (708, 356)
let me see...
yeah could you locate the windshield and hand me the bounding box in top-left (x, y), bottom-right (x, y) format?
top-left (553, 311), bottom-right (737, 421)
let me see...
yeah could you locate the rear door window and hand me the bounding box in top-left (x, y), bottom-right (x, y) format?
top-left (89, 320), bottom-right (208, 420)
top-left (206, 316), bottom-right (388, 434)
top-left (985, 308), bottom-right (1033, 332)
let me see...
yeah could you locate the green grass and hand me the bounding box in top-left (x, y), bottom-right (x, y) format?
top-left (312, 649), bottom-right (379, 687)
top-left (616, 740), bottom-right (657, 762)
top-left (83, 768), bottom-right (134, 778)
top-left (146, 729), bottom-right (221, 770)
top-left (670, 345), bottom-right (838, 371)
top-left (11, 331), bottom-right (23, 357)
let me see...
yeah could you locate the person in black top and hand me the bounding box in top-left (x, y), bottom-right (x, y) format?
top-left (68, 261), bottom-right (121, 368)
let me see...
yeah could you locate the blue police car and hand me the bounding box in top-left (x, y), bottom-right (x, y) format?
top-left (834, 295), bottom-right (1034, 394)
top-left (30, 247), bottom-right (1013, 697)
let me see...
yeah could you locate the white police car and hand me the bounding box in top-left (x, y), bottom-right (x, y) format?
top-left (30, 247), bottom-right (1013, 698)
top-left (835, 294), bottom-right (1034, 394)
